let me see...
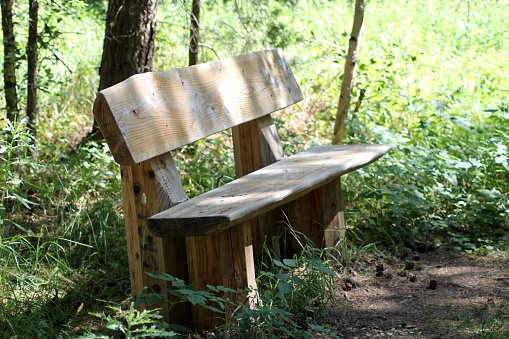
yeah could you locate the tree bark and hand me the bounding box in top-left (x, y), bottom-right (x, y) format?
top-left (188, 0), bottom-right (200, 66)
top-left (27, 0), bottom-right (39, 136)
top-left (1, 0), bottom-right (19, 121)
top-left (332, 0), bottom-right (366, 144)
top-left (90, 0), bottom-right (157, 140)
top-left (98, 0), bottom-right (157, 90)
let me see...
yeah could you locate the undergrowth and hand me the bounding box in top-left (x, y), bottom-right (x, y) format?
top-left (78, 226), bottom-right (341, 338)
top-left (458, 301), bottom-right (509, 338)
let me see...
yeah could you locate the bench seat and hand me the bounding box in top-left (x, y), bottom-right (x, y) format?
top-left (148, 144), bottom-right (392, 237)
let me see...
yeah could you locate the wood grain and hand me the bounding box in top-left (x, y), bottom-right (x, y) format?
top-left (93, 49), bottom-right (303, 166)
top-left (120, 162), bottom-right (170, 316)
top-left (287, 177), bottom-right (345, 257)
top-left (150, 152), bottom-right (188, 210)
top-left (148, 144), bottom-right (392, 237)
top-left (121, 159), bottom-right (192, 327)
top-left (186, 222), bottom-right (256, 331)
top-left (232, 115), bottom-right (286, 255)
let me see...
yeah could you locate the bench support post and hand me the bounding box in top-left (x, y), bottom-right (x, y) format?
top-left (232, 116), bottom-right (345, 259)
top-left (186, 222), bottom-right (257, 331)
top-left (287, 177), bottom-right (345, 257)
top-left (232, 115), bottom-right (287, 255)
top-left (121, 160), bottom-right (192, 327)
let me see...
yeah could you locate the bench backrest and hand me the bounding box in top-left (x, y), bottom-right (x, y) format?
top-left (93, 49), bottom-right (303, 166)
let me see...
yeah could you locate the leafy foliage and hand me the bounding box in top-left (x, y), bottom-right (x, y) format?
top-left (78, 304), bottom-right (178, 338)
top-left (232, 252), bottom-right (339, 338)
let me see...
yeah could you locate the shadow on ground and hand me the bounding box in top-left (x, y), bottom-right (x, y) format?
top-left (331, 249), bottom-right (509, 338)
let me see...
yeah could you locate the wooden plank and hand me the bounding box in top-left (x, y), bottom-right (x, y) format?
top-left (121, 162), bottom-right (170, 317)
top-left (323, 178), bottom-right (345, 250)
top-left (185, 222), bottom-right (257, 331)
top-left (232, 115), bottom-right (285, 255)
top-left (148, 144), bottom-right (392, 237)
top-left (185, 234), bottom-right (222, 330)
top-left (121, 158), bottom-right (192, 328)
top-left (150, 153), bottom-right (192, 327)
top-left (93, 49), bottom-right (303, 166)
top-left (287, 177), bottom-right (345, 258)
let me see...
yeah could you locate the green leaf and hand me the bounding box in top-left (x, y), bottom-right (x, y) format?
top-left (185, 294), bottom-right (207, 305)
top-left (105, 322), bottom-right (123, 331)
top-left (172, 279), bottom-right (187, 287)
top-left (273, 259), bottom-right (290, 269)
top-left (314, 265), bottom-right (336, 276)
top-left (477, 189), bottom-right (503, 201)
top-left (145, 272), bottom-right (175, 281)
top-left (75, 334), bottom-right (110, 339)
top-left (217, 285), bottom-right (237, 293)
top-left (142, 293), bottom-right (165, 306)
top-left (278, 281), bottom-right (294, 294)
top-left (275, 273), bottom-right (291, 281)
top-left (283, 258), bottom-right (297, 267)
top-left (9, 192), bottom-right (37, 209)
top-left (289, 276), bottom-right (305, 285)
top-left (201, 304), bottom-right (225, 313)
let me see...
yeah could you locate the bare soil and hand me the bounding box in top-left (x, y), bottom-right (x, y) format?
top-left (330, 249), bottom-right (509, 338)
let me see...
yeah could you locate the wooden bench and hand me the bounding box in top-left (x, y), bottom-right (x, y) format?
top-left (93, 49), bottom-right (391, 331)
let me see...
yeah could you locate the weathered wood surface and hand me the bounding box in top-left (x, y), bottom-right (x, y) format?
top-left (232, 115), bottom-right (284, 175)
top-left (121, 159), bottom-right (193, 327)
top-left (120, 162), bottom-right (170, 320)
top-left (186, 222), bottom-right (257, 330)
top-left (93, 49), bottom-right (303, 166)
top-left (150, 152), bottom-right (188, 210)
top-left (148, 144), bottom-right (392, 237)
top-left (232, 115), bottom-right (286, 254)
top-left (287, 177), bottom-right (345, 256)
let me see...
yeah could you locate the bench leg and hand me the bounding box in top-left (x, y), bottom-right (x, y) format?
top-left (121, 162), bottom-right (192, 327)
top-left (286, 177), bottom-right (345, 257)
top-left (232, 115), bottom-right (286, 257)
top-left (186, 222), bottom-right (257, 331)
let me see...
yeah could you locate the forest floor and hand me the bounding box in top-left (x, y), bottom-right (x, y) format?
top-left (330, 249), bottom-right (509, 338)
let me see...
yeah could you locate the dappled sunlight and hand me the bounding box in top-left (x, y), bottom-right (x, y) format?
top-left (96, 50), bottom-right (302, 165)
top-left (332, 251), bottom-right (509, 337)
top-left (148, 144), bottom-right (391, 236)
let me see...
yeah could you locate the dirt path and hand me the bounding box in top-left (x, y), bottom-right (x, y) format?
top-left (331, 249), bottom-right (509, 338)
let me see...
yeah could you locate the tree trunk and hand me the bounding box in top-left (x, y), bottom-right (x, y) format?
top-left (188, 0), bottom-right (200, 66)
top-left (27, 0), bottom-right (39, 136)
top-left (91, 0), bottom-right (157, 140)
top-left (332, 0), bottom-right (366, 144)
top-left (1, 0), bottom-right (19, 121)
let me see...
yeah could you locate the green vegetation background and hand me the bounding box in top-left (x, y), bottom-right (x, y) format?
top-left (0, 0), bottom-right (508, 337)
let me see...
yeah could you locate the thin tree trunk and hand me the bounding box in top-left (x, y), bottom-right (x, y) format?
top-left (1, 0), bottom-right (19, 121)
top-left (89, 0), bottom-right (157, 140)
top-left (27, 0), bottom-right (39, 136)
top-left (332, 0), bottom-right (366, 144)
top-left (188, 0), bottom-right (200, 66)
